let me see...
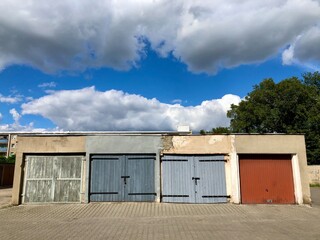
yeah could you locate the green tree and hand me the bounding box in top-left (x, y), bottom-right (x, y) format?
top-left (211, 127), bottom-right (231, 134)
top-left (227, 72), bottom-right (320, 165)
top-left (199, 129), bottom-right (206, 135)
top-left (303, 71), bottom-right (320, 92)
top-left (199, 127), bottom-right (230, 134)
top-left (0, 154), bottom-right (15, 164)
top-left (302, 72), bottom-right (320, 165)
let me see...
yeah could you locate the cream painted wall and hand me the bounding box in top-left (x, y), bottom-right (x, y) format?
top-left (162, 135), bottom-right (232, 154)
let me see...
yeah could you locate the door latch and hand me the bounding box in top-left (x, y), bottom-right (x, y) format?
top-left (121, 176), bottom-right (130, 185)
top-left (192, 177), bottom-right (200, 185)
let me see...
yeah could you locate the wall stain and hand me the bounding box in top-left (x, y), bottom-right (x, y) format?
top-left (162, 136), bottom-right (173, 152)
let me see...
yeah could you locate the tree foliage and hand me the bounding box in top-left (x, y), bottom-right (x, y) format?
top-left (199, 127), bottom-right (230, 135)
top-left (227, 72), bottom-right (320, 165)
top-left (0, 154), bottom-right (15, 164)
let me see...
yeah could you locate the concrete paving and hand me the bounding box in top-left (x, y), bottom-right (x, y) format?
top-left (0, 187), bottom-right (12, 209)
top-left (311, 187), bottom-right (320, 206)
top-left (0, 188), bottom-right (319, 239)
top-left (0, 202), bottom-right (319, 240)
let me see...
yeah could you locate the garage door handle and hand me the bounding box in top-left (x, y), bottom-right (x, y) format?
top-left (192, 177), bottom-right (200, 185)
top-left (121, 176), bottom-right (130, 185)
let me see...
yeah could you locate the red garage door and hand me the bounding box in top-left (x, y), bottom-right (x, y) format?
top-left (239, 154), bottom-right (295, 204)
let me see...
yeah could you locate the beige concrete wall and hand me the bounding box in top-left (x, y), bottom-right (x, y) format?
top-left (234, 135), bottom-right (311, 204)
top-left (162, 135), bottom-right (232, 154)
top-left (307, 165), bottom-right (320, 185)
top-left (12, 136), bottom-right (86, 205)
top-left (234, 135), bottom-right (306, 154)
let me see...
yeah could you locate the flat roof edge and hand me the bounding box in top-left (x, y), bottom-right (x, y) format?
top-left (0, 131), bottom-right (193, 136)
top-left (0, 132), bottom-right (305, 137)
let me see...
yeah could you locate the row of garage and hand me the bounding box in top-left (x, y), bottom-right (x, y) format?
top-left (12, 134), bottom-right (311, 205)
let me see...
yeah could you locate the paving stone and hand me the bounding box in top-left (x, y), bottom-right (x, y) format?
top-left (0, 203), bottom-right (319, 240)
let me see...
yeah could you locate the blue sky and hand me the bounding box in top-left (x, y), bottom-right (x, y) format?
top-left (0, 1), bottom-right (319, 132)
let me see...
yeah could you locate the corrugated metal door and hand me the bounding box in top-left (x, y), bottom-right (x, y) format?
top-left (162, 155), bottom-right (227, 203)
top-left (23, 156), bottom-right (83, 203)
top-left (90, 154), bottom-right (155, 202)
top-left (239, 154), bottom-right (295, 204)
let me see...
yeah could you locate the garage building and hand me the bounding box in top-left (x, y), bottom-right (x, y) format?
top-left (11, 133), bottom-right (311, 205)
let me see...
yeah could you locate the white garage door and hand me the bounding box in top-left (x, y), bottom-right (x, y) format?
top-left (23, 155), bottom-right (84, 203)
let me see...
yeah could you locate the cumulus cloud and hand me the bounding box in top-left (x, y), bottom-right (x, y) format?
top-left (282, 26), bottom-right (320, 70)
top-left (0, 108), bottom-right (46, 132)
top-left (0, 0), bottom-right (319, 74)
top-left (0, 94), bottom-right (22, 103)
top-left (21, 87), bottom-right (241, 131)
top-left (0, 121), bottom-right (47, 132)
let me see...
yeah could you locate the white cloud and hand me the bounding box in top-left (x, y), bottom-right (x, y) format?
top-left (0, 108), bottom-right (46, 132)
top-left (0, 124), bottom-right (10, 131)
top-left (282, 26), bottom-right (320, 70)
top-left (0, 0), bottom-right (319, 74)
top-left (21, 87), bottom-right (241, 131)
top-left (0, 122), bottom-right (47, 132)
top-left (0, 94), bottom-right (22, 103)
top-left (9, 108), bottom-right (21, 124)
top-left (38, 81), bottom-right (57, 88)
top-left (282, 44), bottom-right (296, 66)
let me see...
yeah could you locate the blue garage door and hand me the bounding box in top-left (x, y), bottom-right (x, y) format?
top-left (162, 155), bottom-right (227, 203)
top-left (90, 154), bottom-right (156, 202)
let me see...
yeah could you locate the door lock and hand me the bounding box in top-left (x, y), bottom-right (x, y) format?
top-left (192, 177), bottom-right (200, 185)
top-left (121, 176), bottom-right (130, 185)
